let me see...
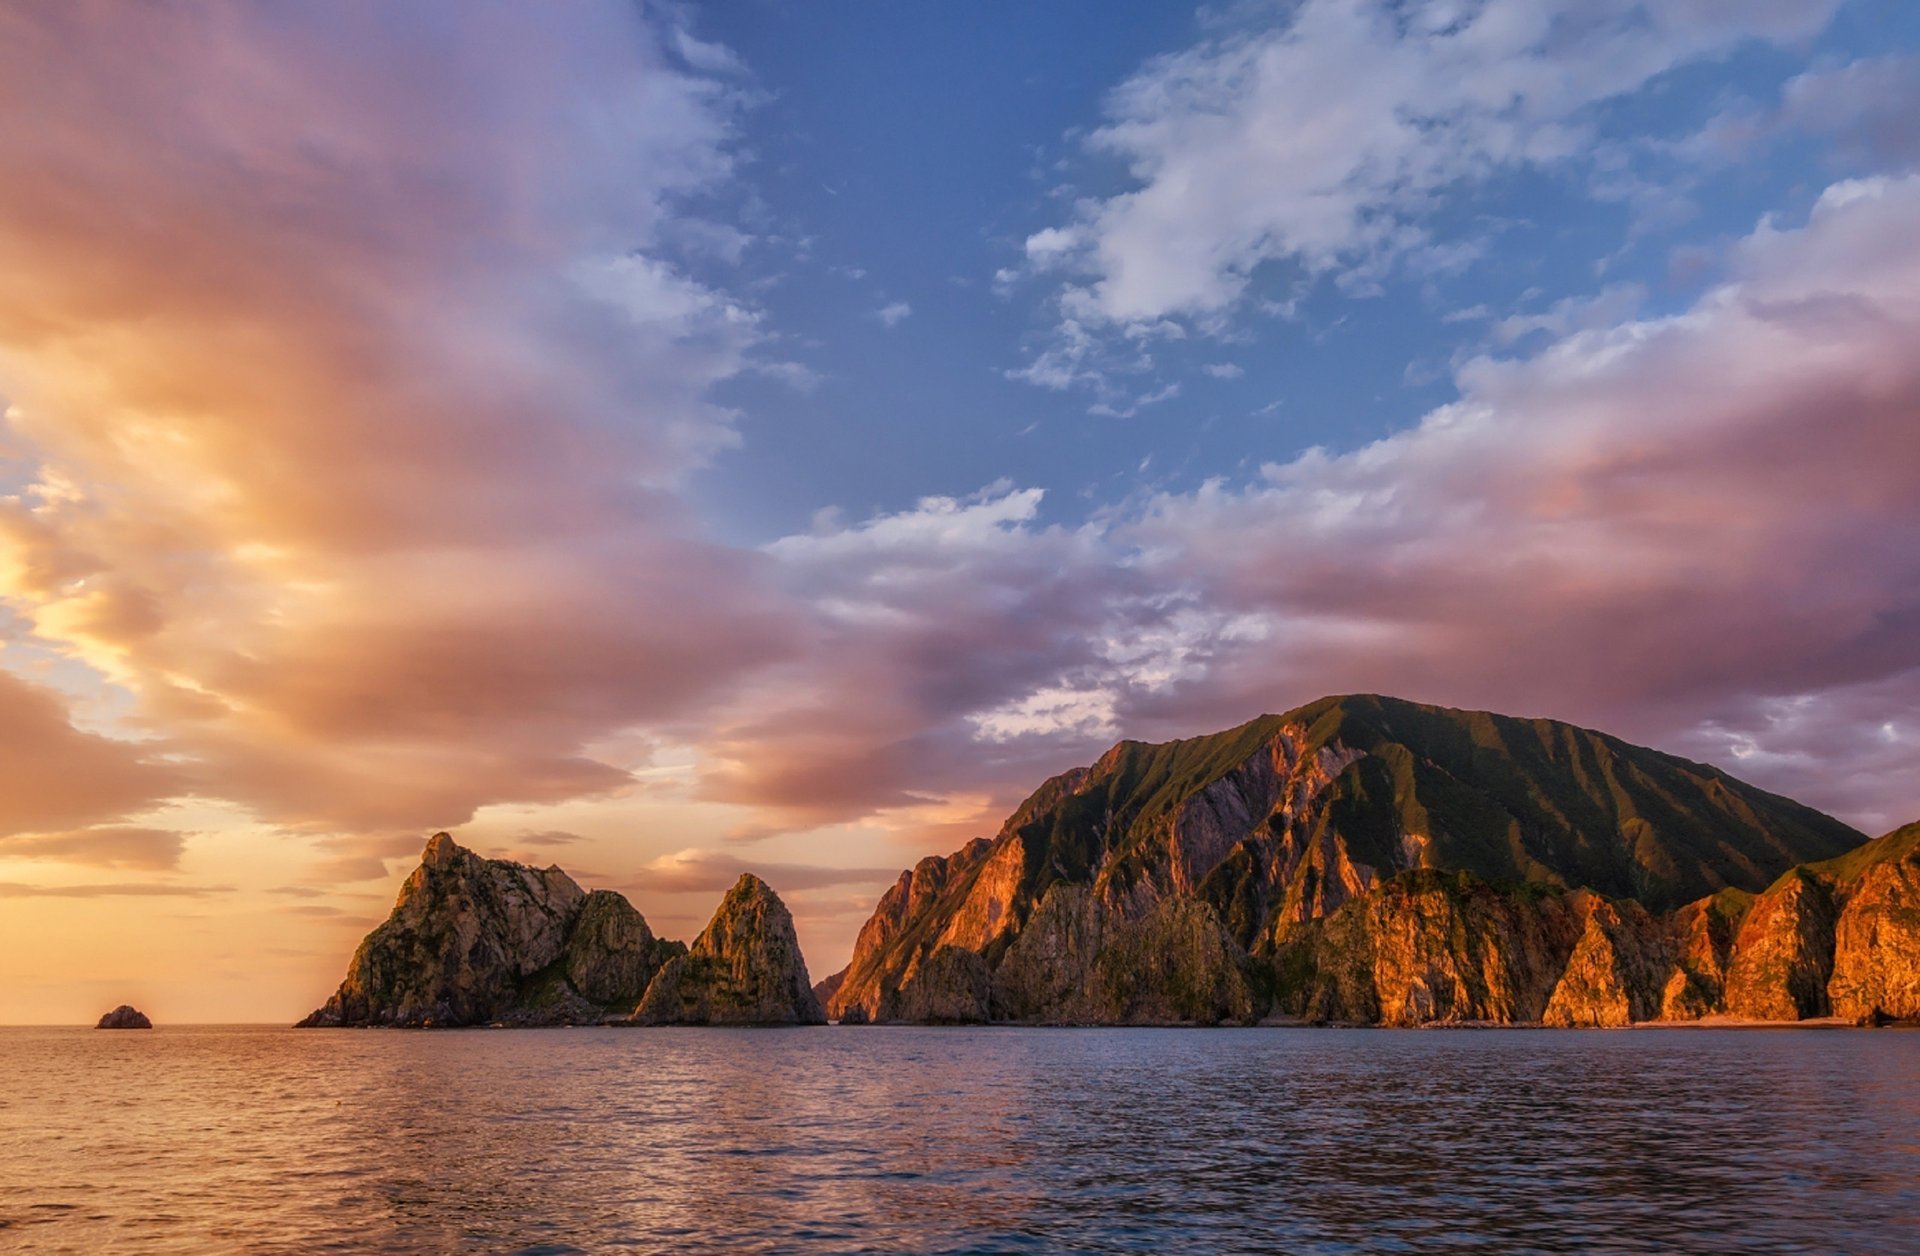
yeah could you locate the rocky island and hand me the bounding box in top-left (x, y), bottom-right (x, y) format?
top-left (822, 695), bottom-right (1917, 1027)
top-left (298, 834), bottom-right (821, 1027)
top-left (96, 1004), bottom-right (152, 1029)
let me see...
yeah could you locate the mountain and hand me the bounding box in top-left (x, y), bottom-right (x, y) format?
top-left (631, 874), bottom-right (826, 1025)
top-left (826, 695), bottom-right (1867, 1025)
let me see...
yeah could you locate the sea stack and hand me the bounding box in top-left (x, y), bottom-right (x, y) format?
top-left (297, 832), bottom-right (683, 1027)
top-left (632, 874), bottom-right (826, 1025)
top-left (96, 1005), bottom-right (152, 1029)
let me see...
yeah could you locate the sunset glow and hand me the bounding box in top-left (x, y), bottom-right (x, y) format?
top-left (3, 1), bottom-right (1918, 1024)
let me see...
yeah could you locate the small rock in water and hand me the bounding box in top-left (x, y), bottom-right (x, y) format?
top-left (96, 1004), bottom-right (152, 1030)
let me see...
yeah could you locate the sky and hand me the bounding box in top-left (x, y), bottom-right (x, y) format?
top-left (2, 0), bottom-right (1918, 1023)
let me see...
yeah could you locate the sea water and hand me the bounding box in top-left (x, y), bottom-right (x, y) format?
top-left (2, 1025), bottom-right (1916, 1252)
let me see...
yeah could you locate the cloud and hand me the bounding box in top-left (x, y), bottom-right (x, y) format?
top-left (0, 669), bottom-right (179, 837)
top-left (1778, 54), bottom-right (1920, 166)
top-left (623, 848), bottom-right (900, 895)
top-left (1013, 0), bottom-right (1841, 386)
top-left (513, 830), bottom-right (587, 848)
top-left (0, 3), bottom-right (796, 860)
top-left (876, 301), bottom-right (913, 328)
top-left (691, 484), bottom-right (1150, 833)
top-left (1687, 54), bottom-right (1920, 168)
top-left (1201, 363), bottom-right (1244, 380)
top-left (705, 177), bottom-right (1920, 836)
top-left (1493, 283), bottom-right (1648, 345)
top-left (0, 826), bottom-right (186, 870)
top-left (0, 881), bottom-right (234, 899)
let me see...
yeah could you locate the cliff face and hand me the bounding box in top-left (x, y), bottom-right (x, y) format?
top-left (1268, 821), bottom-right (1920, 1028)
top-left (992, 887), bottom-right (1255, 1025)
top-left (1827, 832), bottom-right (1920, 1023)
top-left (632, 874), bottom-right (825, 1026)
top-left (1727, 822), bottom-right (1920, 1024)
top-left (298, 834), bottom-right (682, 1027)
top-left (1284, 872), bottom-right (1583, 1025)
top-left (830, 695), bottom-right (1866, 1025)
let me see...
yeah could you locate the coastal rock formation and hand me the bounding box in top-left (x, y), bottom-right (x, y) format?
top-left (1283, 872), bottom-right (1582, 1025)
top-left (1723, 869), bottom-right (1836, 1020)
top-left (298, 833), bottom-right (681, 1027)
top-left (992, 887), bottom-right (1254, 1024)
top-left (632, 874), bottom-right (825, 1026)
top-left (1541, 898), bottom-right (1671, 1028)
top-left (96, 1004), bottom-right (152, 1029)
top-left (565, 890), bottom-right (685, 1005)
top-left (1658, 889), bottom-right (1752, 1020)
top-left (1827, 825), bottom-right (1920, 1023)
top-left (829, 695), bottom-right (1864, 1025)
top-left (1273, 819), bottom-right (1920, 1028)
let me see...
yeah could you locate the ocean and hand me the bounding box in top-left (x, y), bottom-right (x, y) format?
top-left (2, 1025), bottom-right (1916, 1252)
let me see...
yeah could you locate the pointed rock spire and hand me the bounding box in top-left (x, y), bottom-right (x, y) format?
top-left (632, 874), bottom-right (825, 1025)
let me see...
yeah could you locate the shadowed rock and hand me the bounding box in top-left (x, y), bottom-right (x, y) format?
top-left (96, 1004), bottom-right (151, 1029)
top-left (297, 833), bottom-right (680, 1027)
top-left (632, 874), bottom-right (825, 1026)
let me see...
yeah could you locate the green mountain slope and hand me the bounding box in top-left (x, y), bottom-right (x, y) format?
top-left (827, 695), bottom-right (1865, 1023)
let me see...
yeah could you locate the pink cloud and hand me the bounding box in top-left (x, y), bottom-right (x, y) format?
top-left (705, 177), bottom-right (1920, 838)
top-left (0, 3), bottom-right (795, 856)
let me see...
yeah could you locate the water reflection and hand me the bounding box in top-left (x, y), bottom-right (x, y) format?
top-left (1, 1025), bottom-right (1915, 1252)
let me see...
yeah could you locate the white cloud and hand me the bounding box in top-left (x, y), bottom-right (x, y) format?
top-left (1012, 0), bottom-right (1843, 388)
top-left (725, 176), bottom-right (1920, 835)
top-left (876, 300), bottom-right (913, 328)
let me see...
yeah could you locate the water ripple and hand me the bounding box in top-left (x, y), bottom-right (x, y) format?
top-left (0, 1026), bottom-right (1916, 1252)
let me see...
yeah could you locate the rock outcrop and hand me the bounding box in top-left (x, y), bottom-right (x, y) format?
top-left (1729, 821), bottom-right (1920, 1024)
top-left (992, 887), bottom-right (1255, 1024)
top-left (631, 875), bottom-right (825, 1026)
top-left (1282, 872), bottom-right (1583, 1025)
top-left (1658, 889), bottom-right (1752, 1020)
top-left (1542, 898), bottom-right (1671, 1028)
top-left (297, 833), bottom-right (682, 1027)
top-left (829, 695), bottom-right (1866, 1025)
top-left (96, 1004), bottom-right (152, 1029)
top-left (1827, 827), bottom-right (1920, 1023)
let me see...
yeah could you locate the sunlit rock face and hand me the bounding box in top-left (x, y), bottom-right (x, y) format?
top-left (829, 695), bottom-right (1865, 1026)
top-left (296, 834), bottom-right (681, 1027)
top-left (1542, 898), bottom-right (1671, 1028)
top-left (1827, 826), bottom-right (1920, 1023)
top-left (1658, 889), bottom-right (1753, 1020)
top-left (1284, 872), bottom-right (1584, 1026)
top-left (1723, 869), bottom-right (1838, 1020)
top-left (631, 874), bottom-right (825, 1026)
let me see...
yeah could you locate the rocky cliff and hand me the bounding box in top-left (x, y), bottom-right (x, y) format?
top-left (1728, 821), bottom-right (1920, 1024)
top-left (632, 874), bottom-right (825, 1025)
top-left (297, 833), bottom-right (684, 1027)
top-left (829, 696), bottom-right (1865, 1024)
